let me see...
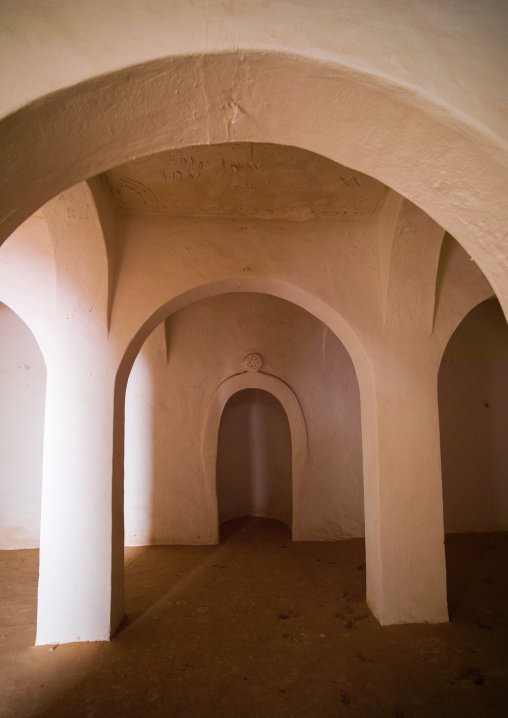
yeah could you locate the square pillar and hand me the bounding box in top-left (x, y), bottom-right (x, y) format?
top-left (36, 348), bottom-right (123, 645)
top-left (363, 350), bottom-right (448, 625)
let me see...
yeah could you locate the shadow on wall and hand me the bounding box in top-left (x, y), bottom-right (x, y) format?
top-left (216, 389), bottom-right (292, 532)
top-left (0, 302), bottom-right (46, 549)
top-left (439, 298), bottom-right (508, 534)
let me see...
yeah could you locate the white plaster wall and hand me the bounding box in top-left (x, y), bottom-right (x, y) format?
top-left (2, 1), bottom-right (506, 140)
top-left (2, 7), bottom-right (508, 325)
top-left (1, 2), bottom-right (506, 638)
top-left (216, 389), bottom-right (292, 528)
top-left (0, 303), bottom-right (46, 549)
top-left (439, 298), bottom-right (508, 533)
top-left (124, 292), bottom-right (363, 545)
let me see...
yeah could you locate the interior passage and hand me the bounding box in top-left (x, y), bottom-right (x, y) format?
top-left (439, 298), bottom-right (508, 533)
top-left (216, 389), bottom-right (292, 530)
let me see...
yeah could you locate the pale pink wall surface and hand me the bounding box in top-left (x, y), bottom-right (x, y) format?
top-left (124, 292), bottom-right (364, 545)
top-left (439, 299), bottom-right (508, 533)
top-left (216, 389), bottom-right (292, 529)
top-left (0, 303), bottom-right (46, 549)
top-left (0, 1), bottom-right (504, 640)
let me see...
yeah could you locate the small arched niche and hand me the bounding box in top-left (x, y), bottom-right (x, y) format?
top-left (216, 388), bottom-right (292, 530)
top-left (202, 370), bottom-right (308, 541)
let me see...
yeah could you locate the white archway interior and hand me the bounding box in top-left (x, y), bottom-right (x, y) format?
top-left (123, 291), bottom-right (364, 547)
top-left (216, 388), bottom-right (293, 530)
top-left (2, 5), bottom-right (505, 646)
top-left (1, 48), bottom-right (507, 319)
top-left (0, 302), bottom-right (46, 549)
top-left (202, 371), bottom-right (308, 542)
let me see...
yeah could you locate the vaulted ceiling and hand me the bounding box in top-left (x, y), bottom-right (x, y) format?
top-left (102, 143), bottom-right (390, 221)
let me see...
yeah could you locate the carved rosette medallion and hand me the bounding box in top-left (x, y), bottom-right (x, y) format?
top-left (245, 353), bottom-right (263, 372)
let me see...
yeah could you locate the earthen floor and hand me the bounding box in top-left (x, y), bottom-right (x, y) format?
top-left (1, 517), bottom-right (508, 717)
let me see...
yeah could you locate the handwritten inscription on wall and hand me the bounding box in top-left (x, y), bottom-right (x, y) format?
top-left (104, 143), bottom-right (389, 220)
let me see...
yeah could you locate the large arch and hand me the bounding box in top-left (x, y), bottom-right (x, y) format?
top-left (202, 370), bottom-right (308, 542)
top-left (1, 48), bottom-right (507, 315)
top-left (112, 277), bottom-right (384, 627)
top-left (3, 1), bottom-right (505, 132)
top-left (17, 6), bottom-right (506, 641)
top-left (115, 277), bottom-right (371, 381)
top-left (113, 274), bottom-right (452, 628)
top-left (113, 276), bottom-right (375, 538)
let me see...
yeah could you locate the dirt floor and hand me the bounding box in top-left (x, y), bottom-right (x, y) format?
top-left (1, 517), bottom-right (508, 717)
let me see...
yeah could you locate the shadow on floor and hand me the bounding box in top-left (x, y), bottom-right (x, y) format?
top-left (445, 530), bottom-right (508, 625)
top-left (121, 517), bottom-right (292, 629)
top-left (1, 521), bottom-right (508, 717)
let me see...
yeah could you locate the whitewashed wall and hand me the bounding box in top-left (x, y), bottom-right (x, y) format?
top-left (0, 303), bottom-right (46, 548)
top-left (125, 292), bottom-right (364, 544)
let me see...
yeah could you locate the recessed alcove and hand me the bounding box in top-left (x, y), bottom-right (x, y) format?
top-left (124, 291), bottom-right (364, 546)
top-left (216, 388), bottom-right (293, 531)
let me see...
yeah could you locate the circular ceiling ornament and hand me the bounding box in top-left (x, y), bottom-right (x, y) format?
top-left (245, 353), bottom-right (263, 372)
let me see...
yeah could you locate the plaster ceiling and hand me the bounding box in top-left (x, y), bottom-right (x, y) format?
top-left (102, 143), bottom-right (390, 221)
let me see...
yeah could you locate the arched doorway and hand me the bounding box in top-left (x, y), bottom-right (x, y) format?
top-left (216, 388), bottom-right (293, 531)
top-left (4, 8), bottom-right (506, 648)
top-left (201, 364), bottom-right (309, 542)
top-left (439, 297), bottom-right (508, 619)
top-left (0, 301), bottom-right (46, 550)
top-left (123, 290), bottom-right (363, 548)
top-left (439, 297), bottom-right (508, 533)
top-left (0, 300), bottom-right (46, 651)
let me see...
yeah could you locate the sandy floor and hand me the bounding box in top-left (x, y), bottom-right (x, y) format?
top-left (1, 517), bottom-right (508, 717)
